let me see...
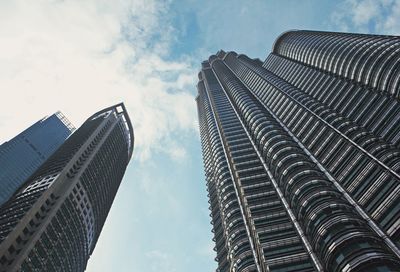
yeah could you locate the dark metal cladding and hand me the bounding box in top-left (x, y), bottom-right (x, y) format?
top-left (197, 30), bottom-right (400, 272)
top-left (272, 30), bottom-right (400, 99)
top-left (0, 103), bottom-right (134, 272)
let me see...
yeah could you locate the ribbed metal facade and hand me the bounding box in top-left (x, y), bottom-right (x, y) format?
top-left (0, 103), bottom-right (134, 272)
top-left (196, 30), bottom-right (400, 272)
top-left (0, 112), bottom-right (74, 206)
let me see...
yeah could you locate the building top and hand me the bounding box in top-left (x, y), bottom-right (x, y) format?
top-left (54, 111), bottom-right (76, 132)
top-left (271, 30), bottom-right (400, 99)
top-left (87, 102), bottom-right (134, 162)
top-left (0, 112), bottom-right (74, 206)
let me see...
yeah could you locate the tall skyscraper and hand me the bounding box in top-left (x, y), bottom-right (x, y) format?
top-left (0, 112), bottom-right (74, 206)
top-left (0, 103), bottom-right (134, 272)
top-left (196, 31), bottom-right (400, 272)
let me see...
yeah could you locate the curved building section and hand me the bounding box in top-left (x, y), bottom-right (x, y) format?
top-left (217, 53), bottom-right (400, 271)
top-left (0, 103), bottom-right (134, 272)
top-left (229, 52), bottom-right (400, 247)
top-left (263, 53), bottom-right (400, 151)
top-left (272, 30), bottom-right (400, 99)
top-left (197, 30), bottom-right (400, 272)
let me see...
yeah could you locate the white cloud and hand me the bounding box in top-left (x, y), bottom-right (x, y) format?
top-left (330, 0), bottom-right (400, 34)
top-left (381, 0), bottom-right (400, 33)
top-left (350, 0), bottom-right (380, 26)
top-left (0, 0), bottom-right (198, 161)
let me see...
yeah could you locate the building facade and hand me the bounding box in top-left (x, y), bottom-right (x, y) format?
top-left (0, 103), bottom-right (134, 272)
top-left (196, 31), bottom-right (400, 272)
top-left (0, 112), bottom-right (74, 206)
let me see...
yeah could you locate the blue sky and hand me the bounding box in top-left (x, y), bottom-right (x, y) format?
top-left (0, 0), bottom-right (399, 271)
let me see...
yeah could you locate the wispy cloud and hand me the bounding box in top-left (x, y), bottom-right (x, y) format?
top-left (330, 0), bottom-right (400, 34)
top-left (0, 0), bottom-right (197, 161)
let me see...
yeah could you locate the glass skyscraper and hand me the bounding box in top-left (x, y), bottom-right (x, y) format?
top-left (0, 112), bottom-right (74, 206)
top-left (197, 31), bottom-right (400, 271)
top-left (0, 103), bottom-right (134, 272)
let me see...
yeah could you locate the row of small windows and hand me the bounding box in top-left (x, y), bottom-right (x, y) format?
top-left (207, 80), bottom-right (266, 270)
top-left (203, 70), bottom-right (310, 272)
top-left (197, 86), bottom-right (243, 268)
top-left (211, 58), bottom-right (322, 271)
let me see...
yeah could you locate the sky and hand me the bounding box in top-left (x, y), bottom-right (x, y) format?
top-left (0, 0), bottom-right (399, 271)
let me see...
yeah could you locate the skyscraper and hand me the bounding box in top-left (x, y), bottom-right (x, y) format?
top-left (196, 31), bottom-right (400, 272)
top-left (0, 112), bottom-right (74, 206)
top-left (0, 103), bottom-right (134, 272)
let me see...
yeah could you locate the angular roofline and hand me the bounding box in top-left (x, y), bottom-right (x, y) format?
top-left (87, 103), bottom-right (134, 162)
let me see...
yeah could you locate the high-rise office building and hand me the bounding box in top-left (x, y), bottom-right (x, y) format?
top-left (0, 112), bottom-right (74, 206)
top-left (0, 103), bottom-right (134, 272)
top-left (196, 31), bottom-right (400, 272)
